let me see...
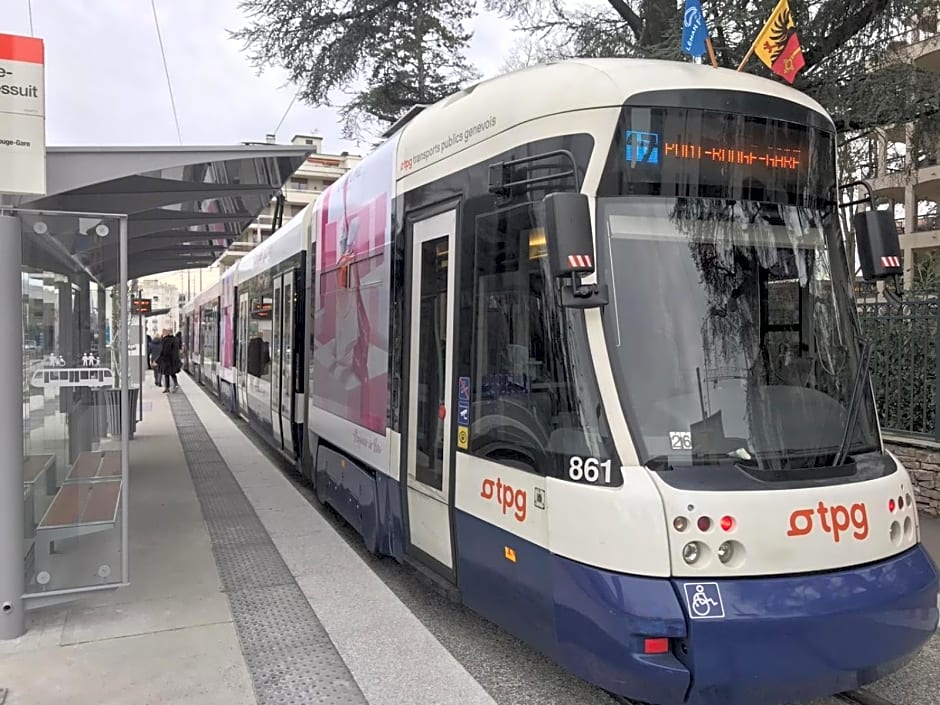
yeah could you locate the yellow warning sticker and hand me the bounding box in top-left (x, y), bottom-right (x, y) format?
top-left (504, 546), bottom-right (517, 562)
top-left (457, 425), bottom-right (469, 449)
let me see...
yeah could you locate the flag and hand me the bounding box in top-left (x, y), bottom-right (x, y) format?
top-left (681, 0), bottom-right (709, 58)
top-left (752, 0), bottom-right (806, 83)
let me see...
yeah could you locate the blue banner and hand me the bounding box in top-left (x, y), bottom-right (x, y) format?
top-left (681, 0), bottom-right (709, 58)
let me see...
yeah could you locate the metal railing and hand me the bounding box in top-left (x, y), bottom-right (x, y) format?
top-left (856, 289), bottom-right (939, 438)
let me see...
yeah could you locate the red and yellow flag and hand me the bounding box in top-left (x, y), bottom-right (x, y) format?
top-left (751, 0), bottom-right (805, 83)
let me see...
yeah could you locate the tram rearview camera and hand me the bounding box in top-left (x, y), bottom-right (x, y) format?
top-left (542, 192), bottom-right (609, 308)
top-left (853, 209), bottom-right (903, 282)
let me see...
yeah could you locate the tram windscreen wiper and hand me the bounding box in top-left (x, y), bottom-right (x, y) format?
top-left (832, 339), bottom-right (873, 467)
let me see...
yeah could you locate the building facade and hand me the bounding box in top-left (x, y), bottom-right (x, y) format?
top-left (865, 20), bottom-right (940, 290)
top-left (134, 278), bottom-right (180, 337)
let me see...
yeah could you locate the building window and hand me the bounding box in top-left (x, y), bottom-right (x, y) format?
top-left (290, 178), bottom-right (308, 191)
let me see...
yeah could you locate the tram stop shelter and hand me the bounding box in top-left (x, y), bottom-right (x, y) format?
top-left (0, 143), bottom-right (311, 639)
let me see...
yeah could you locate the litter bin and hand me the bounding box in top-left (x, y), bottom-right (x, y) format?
top-left (98, 387), bottom-right (138, 440)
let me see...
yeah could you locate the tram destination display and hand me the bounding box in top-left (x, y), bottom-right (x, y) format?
top-left (616, 107), bottom-right (833, 204)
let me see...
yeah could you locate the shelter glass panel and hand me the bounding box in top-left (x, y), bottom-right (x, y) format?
top-left (17, 209), bottom-right (129, 596)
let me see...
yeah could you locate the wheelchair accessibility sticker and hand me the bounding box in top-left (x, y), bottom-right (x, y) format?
top-left (683, 582), bottom-right (725, 619)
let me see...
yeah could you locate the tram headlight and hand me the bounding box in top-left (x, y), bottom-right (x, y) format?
top-left (717, 541), bottom-right (734, 564)
top-left (682, 541), bottom-right (700, 564)
top-left (673, 516), bottom-right (688, 532)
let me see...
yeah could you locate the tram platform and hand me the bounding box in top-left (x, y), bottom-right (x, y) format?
top-left (0, 374), bottom-right (938, 705)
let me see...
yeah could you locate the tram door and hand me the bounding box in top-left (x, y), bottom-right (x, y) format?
top-left (269, 271), bottom-right (296, 453)
top-left (280, 275), bottom-right (295, 455)
top-left (237, 292), bottom-right (249, 417)
top-left (271, 275), bottom-right (285, 450)
top-left (404, 209), bottom-right (457, 573)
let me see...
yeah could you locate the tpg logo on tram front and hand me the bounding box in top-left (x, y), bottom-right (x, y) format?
top-left (787, 501), bottom-right (869, 543)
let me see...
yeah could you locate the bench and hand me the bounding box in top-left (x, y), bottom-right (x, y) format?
top-left (33, 478), bottom-right (122, 566)
top-left (63, 450), bottom-right (122, 483)
top-left (23, 455), bottom-right (56, 544)
top-left (24, 454), bottom-right (57, 496)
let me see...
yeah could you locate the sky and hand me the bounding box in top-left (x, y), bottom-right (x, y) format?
top-left (4, 0), bottom-right (517, 155)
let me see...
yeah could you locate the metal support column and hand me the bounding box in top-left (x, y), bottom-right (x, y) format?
top-left (0, 214), bottom-right (25, 639)
top-left (137, 288), bottom-right (143, 422)
top-left (120, 218), bottom-right (130, 585)
top-left (97, 286), bottom-right (107, 366)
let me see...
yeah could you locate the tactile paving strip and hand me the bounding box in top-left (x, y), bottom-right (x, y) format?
top-left (169, 392), bottom-right (368, 705)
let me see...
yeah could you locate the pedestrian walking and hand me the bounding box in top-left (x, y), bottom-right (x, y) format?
top-left (156, 327), bottom-right (180, 393)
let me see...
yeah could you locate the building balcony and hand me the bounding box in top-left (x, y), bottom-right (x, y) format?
top-left (283, 188), bottom-right (317, 205)
top-left (888, 32), bottom-right (940, 72)
top-left (893, 214), bottom-right (940, 252)
top-left (869, 161), bottom-right (940, 201)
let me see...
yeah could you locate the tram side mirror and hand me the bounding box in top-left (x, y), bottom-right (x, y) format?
top-left (854, 210), bottom-right (902, 282)
top-left (542, 192), bottom-right (608, 309)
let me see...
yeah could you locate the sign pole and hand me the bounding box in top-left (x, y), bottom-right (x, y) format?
top-left (0, 214), bottom-right (25, 639)
top-left (137, 290), bottom-right (143, 422)
top-left (0, 32), bottom-right (44, 640)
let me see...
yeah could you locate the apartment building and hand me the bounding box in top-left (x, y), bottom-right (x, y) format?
top-left (133, 278), bottom-right (179, 337)
top-left (865, 20), bottom-right (940, 289)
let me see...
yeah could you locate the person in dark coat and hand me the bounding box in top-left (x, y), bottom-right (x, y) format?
top-left (148, 333), bottom-right (162, 385)
top-left (156, 327), bottom-right (180, 393)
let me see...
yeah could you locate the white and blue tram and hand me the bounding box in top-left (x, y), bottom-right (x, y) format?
top-left (181, 58), bottom-right (939, 705)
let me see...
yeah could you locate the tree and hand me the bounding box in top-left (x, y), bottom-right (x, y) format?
top-left (232, 0), bottom-right (479, 138)
top-left (233, 0), bottom-right (940, 158)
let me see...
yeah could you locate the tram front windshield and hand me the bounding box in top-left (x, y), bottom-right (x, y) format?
top-left (597, 105), bottom-right (879, 471)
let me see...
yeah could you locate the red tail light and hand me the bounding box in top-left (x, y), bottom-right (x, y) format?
top-left (720, 515), bottom-right (736, 532)
top-left (644, 637), bottom-right (670, 654)
top-left (889, 498), bottom-right (896, 513)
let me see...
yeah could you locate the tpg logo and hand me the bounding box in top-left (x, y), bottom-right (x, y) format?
top-left (625, 130), bottom-right (660, 164)
top-left (480, 477), bottom-right (527, 523)
top-left (787, 501), bottom-right (869, 543)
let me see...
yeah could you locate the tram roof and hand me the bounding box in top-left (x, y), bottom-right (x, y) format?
top-left (395, 58), bottom-right (833, 180)
top-left (7, 144), bottom-right (312, 286)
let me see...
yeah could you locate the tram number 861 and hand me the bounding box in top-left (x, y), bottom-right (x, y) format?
top-left (567, 456), bottom-right (614, 485)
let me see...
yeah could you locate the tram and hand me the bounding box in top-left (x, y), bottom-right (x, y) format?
top-left (181, 58), bottom-right (939, 705)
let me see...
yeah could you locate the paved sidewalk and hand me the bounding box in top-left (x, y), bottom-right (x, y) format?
top-left (0, 384), bottom-right (254, 705)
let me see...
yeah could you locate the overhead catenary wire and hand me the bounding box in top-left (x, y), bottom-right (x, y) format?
top-left (273, 89), bottom-right (302, 140)
top-left (27, 0), bottom-right (34, 35)
top-left (149, 0), bottom-right (183, 145)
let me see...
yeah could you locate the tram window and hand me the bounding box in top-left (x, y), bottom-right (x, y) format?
top-left (248, 291), bottom-right (273, 380)
top-left (467, 202), bottom-right (615, 476)
top-left (239, 293), bottom-right (250, 373)
top-left (414, 236), bottom-right (449, 491)
top-left (203, 303), bottom-right (219, 362)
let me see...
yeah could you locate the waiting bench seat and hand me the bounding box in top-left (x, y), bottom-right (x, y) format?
top-left (24, 454), bottom-right (55, 485)
top-left (64, 450), bottom-right (122, 483)
top-left (24, 453), bottom-right (57, 496)
top-left (38, 479), bottom-right (121, 531)
top-left (32, 451), bottom-right (123, 567)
